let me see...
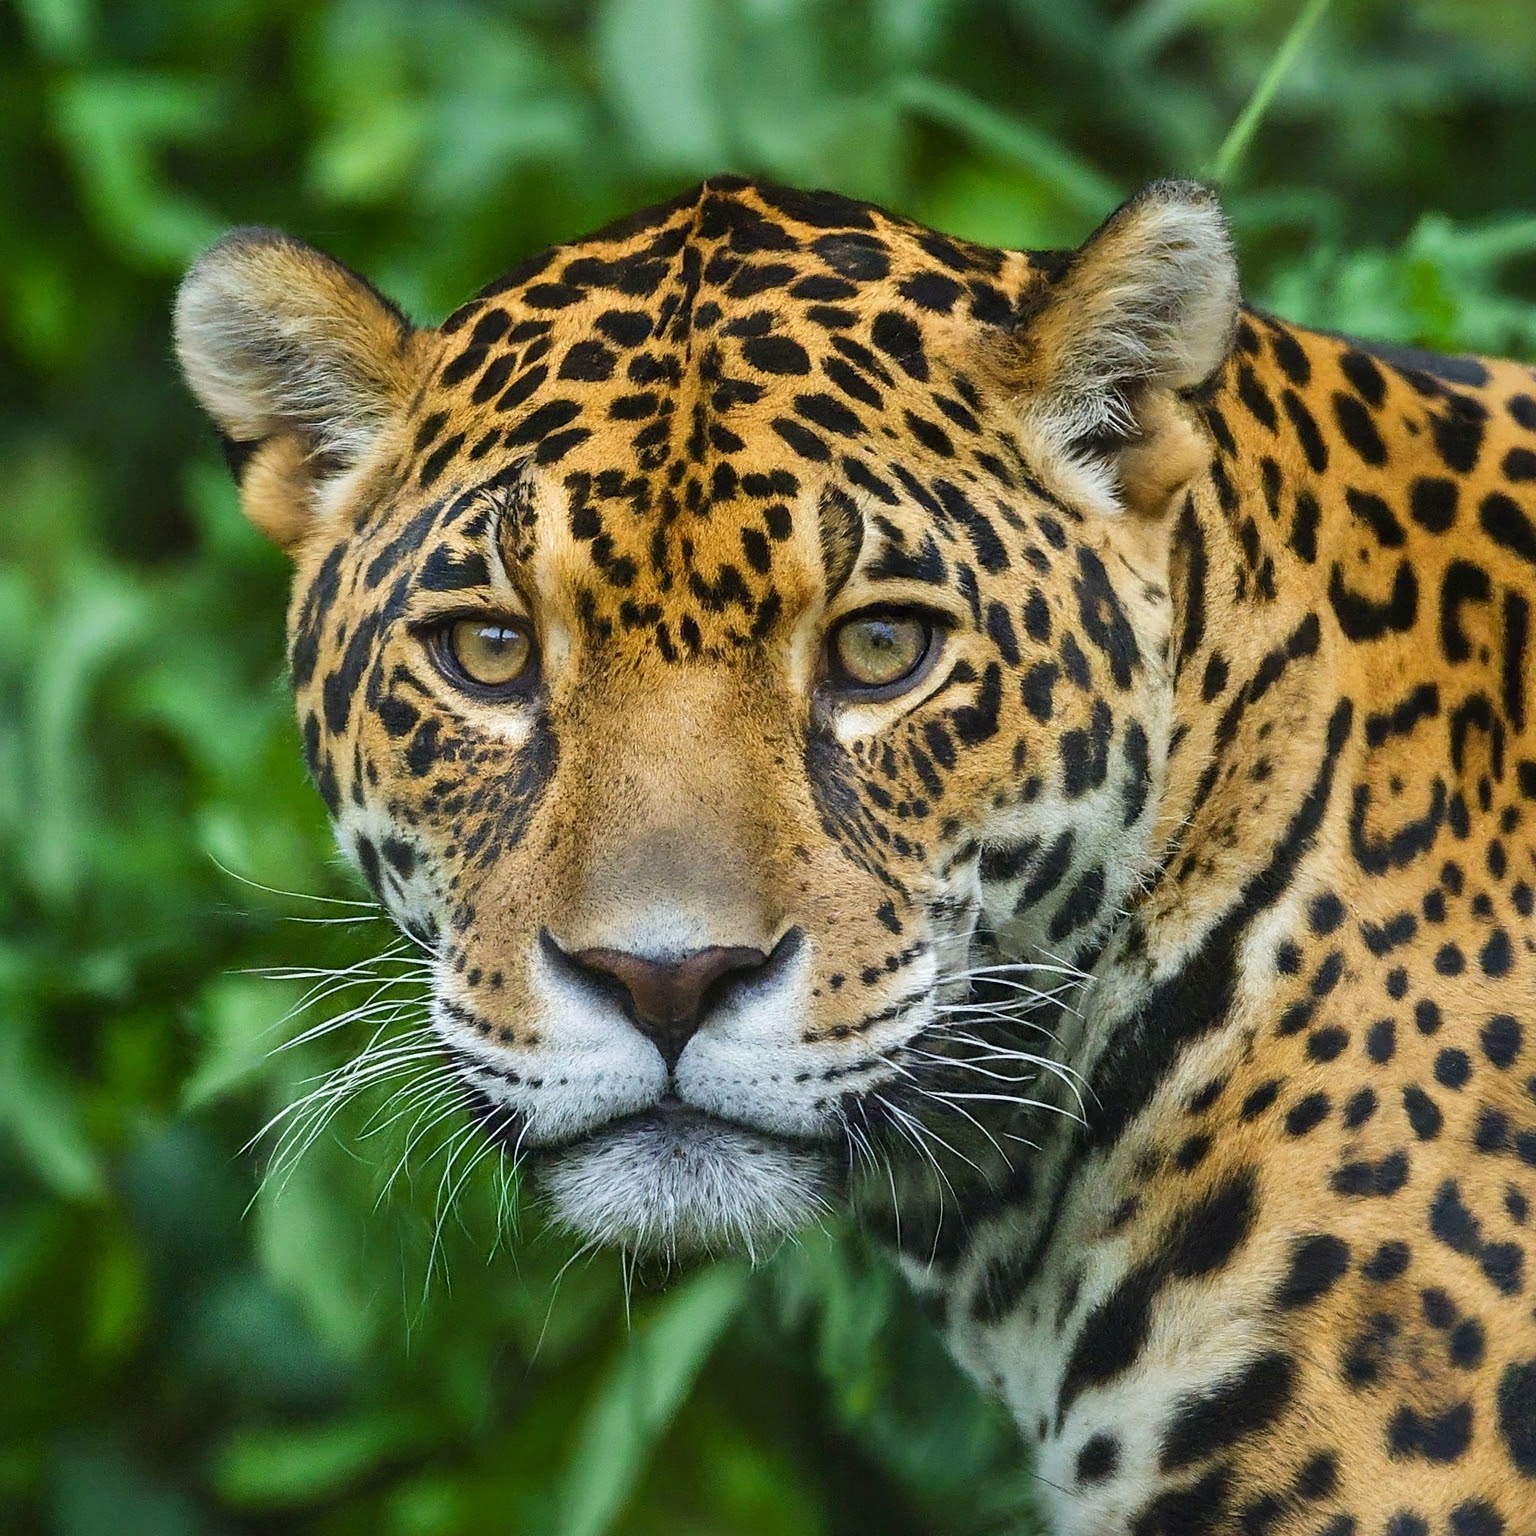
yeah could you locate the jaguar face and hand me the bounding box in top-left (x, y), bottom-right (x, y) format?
top-left (175, 178), bottom-right (1236, 1254)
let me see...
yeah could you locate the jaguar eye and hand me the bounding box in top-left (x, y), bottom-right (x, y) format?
top-left (435, 617), bottom-right (535, 693)
top-left (827, 611), bottom-right (936, 696)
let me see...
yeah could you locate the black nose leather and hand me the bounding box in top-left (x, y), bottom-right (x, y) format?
top-left (560, 940), bottom-right (772, 1069)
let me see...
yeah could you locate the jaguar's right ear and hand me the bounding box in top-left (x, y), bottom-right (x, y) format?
top-left (174, 228), bottom-right (419, 550)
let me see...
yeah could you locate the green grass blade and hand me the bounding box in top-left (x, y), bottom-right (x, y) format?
top-left (1207, 0), bottom-right (1336, 185)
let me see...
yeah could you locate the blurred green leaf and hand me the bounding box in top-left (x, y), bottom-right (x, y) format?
top-left (48, 1443), bottom-right (212, 1536)
top-left (210, 1411), bottom-right (438, 1508)
top-left (557, 1264), bottom-right (750, 1536)
top-left (50, 72), bottom-right (226, 266)
top-left (594, 0), bottom-right (730, 172)
top-left (0, 1014), bottom-right (105, 1201)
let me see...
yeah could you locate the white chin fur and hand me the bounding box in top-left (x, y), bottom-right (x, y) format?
top-left (538, 1115), bottom-right (833, 1257)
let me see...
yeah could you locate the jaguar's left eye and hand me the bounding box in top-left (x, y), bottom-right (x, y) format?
top-left (432, 617), bottom-right (537, 694)
top-left (825, 611), bottom-right (938, 697)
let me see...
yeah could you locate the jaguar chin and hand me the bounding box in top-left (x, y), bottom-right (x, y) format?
top-left (534, 1104), bottom-right (837, 1257)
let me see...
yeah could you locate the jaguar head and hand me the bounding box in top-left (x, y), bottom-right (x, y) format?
top-left (175, 179), bottom-right (1236, 1256)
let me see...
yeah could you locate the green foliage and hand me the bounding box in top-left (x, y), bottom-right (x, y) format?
top-left (2, 2), bottom-right (1532, 1532)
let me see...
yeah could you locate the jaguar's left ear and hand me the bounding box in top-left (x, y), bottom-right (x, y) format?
top-left (1014, 180), bottom-right (1238, 515)
top-left (174, 227), bottom-right (421, 550)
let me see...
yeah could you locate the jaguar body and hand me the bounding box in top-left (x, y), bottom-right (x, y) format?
top-left (176, 177), bottom-right (1536, 1532)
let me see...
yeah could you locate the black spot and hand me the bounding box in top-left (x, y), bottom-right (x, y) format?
top-left (1016, 831), bottom-right (1074, 910)
top-left (1047, 866), bottom-right (1105, 944)
top-left (978, 837), bottom-right (1039, 884)
top-left (795, 391), bottom-right (863, 438)
top-left (1282, 389), bottom-right (1329, 472)
top-left (1430, 1178), bottom-right (1525, 1295)
top-left (504, 398), bottom-right (582, 448)
top-left (558, 340), bottom-right (617, 382)
top-left (1333, 391), bottom-right (1387, 464)
top-left (1479, 928), bottom-right (1513, 976)
top-left (1341, 349), bottom-right (1387, 406)
top-left (1328, 559), bottom-right (1418, 639)
top-left (870, 310), bottom-right (927, 380)
top-left (1435, 1048), bottom-right (1471, 1088)
top-left (1344, 1311), bottom-right (1399, 1388)
top-left (1295, 1450), bottom-right (1338, 1499)
top-left (1284, 1092), bottom-right (1330, 1136)
top-left (1277, 1234), bottom-right (1349, 1307)
top-left (1497, 1359), bottom-right (1536, 1474)
top-left (899, 270), bottom-right (962, 313)
top-left (1331, 1148), bottom-right (1408, 1197)
top-left (1363, 1240), bottom-right (1410, 1282)
top-left (772, 417), bottom-right (829, 462)
top-left (1482, 1014), bottom-right (1522, 1070)
top-left (1240, 1080), bottom-right (1281, 1120)
top-left (594, 308), bottom-right (654, 346)
top-left (1387, 1400), bottom-right (1472, 1462)
top-left (1075, 1433), bottom-right (1119, 1485)
top-left (1448, 1318), bottom-right (1484, 1369)
top-left (1160, 1351), bottom-right (1295, 1471)
top-left (1431, 398), bottom-right (1486, 472)
top-left (1449, 1502), bottom-right (1503, 1536)
top-left (743, 334), bottom-right (810, 375)
top-left (1308, 893), bottom-right (1345, 934)
top-left (1022, 662), bottom-right (1057, 722)
top-left (1307, 1026), bottom-right (1348, 1063)
top-left (1343, 1088), bottom-right (1377, 1128)
top-left (1402, 1085), bottom-right (1442, 1139)
top-left (418, 431), bottom-right (467, 490)
top-left (1290, 489), bottom-right (1321, 563)
top-left (1271, 328), bottom-right (1312, 386)
top-left (1055, 1173), bottom-right (1255, 1419)
top-left (1474, 1107), bottom-right (1510, 1154)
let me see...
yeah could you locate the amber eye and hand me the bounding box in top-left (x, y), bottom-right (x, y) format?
top-left (436, 618), bottom-right (536, 693)
top-left (827, 611), bottom-right (936, 696)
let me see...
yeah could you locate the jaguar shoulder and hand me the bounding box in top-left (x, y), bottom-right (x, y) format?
top-left (174, 176), bottom-right (1536, 1535)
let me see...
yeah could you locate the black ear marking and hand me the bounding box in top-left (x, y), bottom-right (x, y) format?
top-left (219, 432), bottom-right (261, 480)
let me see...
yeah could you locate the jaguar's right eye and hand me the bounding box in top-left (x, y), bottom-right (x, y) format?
top-left (430, 617), bottom-right (537, 696)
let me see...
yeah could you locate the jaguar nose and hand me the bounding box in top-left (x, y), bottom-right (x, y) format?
top-left (544, 932), bottom-right (775, 1069)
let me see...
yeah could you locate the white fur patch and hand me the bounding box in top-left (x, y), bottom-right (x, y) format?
top-left (540, 1113), bottom-right (833, 1256)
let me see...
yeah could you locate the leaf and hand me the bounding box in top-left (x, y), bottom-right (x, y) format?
top-left (48, 1442), bottom-right (211, 1536)
top-left (0, 1011), bottom-right (105, 1202)
top-left (181, 974), bottom-right (298, 1111)
top-left (892, 77), bottom-right (1119, 215)
top-left (593, 0), bottom-right (730, 172)
top-left (21, 565), bottom-right (149, 904)
top-left (49, 73), bottom-right (226, 266)
top-left (209, 1411), bottom-right (436, 1508)
top-left (556, 1263), bottom-right (750, 1536)
top-left (254, 1133), bottom-right (381, 1360)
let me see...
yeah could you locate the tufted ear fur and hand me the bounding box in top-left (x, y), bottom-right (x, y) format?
top-left (174, 228), bottom-right (418, 549)
top-left (1015, 180), bottom-right (1238, 516)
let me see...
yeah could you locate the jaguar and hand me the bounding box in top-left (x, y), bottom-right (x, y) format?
top-left (174, 175), bottom-right (1536, 1533)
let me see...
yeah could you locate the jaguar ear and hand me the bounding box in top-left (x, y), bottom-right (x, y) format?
top-left (174, 228), bottom-right (418, 549)
top-left (1016, 180), bottom-right (1238, 513)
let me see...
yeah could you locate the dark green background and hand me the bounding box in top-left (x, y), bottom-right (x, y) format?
top-left (4, 2), bottom-right (1534, 1532)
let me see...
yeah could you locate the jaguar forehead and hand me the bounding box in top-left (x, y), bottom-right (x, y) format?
top-left (390, 179), bottom-right (1048, 655)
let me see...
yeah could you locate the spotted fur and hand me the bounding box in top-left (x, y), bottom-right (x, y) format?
top-left (176, 177), bottom-right (1536, 1533)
